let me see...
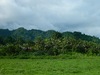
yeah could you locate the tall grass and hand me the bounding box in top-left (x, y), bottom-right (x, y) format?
top-left (0, 52), bottom-right (98, 59)
top-left (0, 57), bottom-right (100, 75)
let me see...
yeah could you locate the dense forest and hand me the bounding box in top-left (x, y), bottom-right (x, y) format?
top-left (0, 27), bottom-right (100, 58)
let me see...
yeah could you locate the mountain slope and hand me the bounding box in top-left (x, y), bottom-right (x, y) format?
top-left (0, 27), bottom-right (100, 43)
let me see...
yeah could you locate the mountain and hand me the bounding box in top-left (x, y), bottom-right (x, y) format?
top-left (0, 27), bottom-right (100, 56)
top-left (0, 27), bottom-right (100, 43)
top-left (0, 29), bottom-right (11, 37)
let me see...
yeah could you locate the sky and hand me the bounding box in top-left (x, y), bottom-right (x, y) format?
top-left (0, 0), bottom-right (100, 37)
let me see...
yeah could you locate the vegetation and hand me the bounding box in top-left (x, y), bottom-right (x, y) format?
top-left (0, 28), bottom-right (100, 75)
top-left (0, 58), bottom-right (100, 75)
top-left (0, 27), bottom-right (100, 58)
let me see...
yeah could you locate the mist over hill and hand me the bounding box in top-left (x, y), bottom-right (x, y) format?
top-left (1, 0), bottom-right (100, 37)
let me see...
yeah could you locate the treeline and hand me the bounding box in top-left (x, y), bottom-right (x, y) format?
top-left (0, 27), bottom-right (100, 57)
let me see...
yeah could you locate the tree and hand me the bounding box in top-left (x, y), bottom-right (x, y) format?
top-left (51, 31), bottom-right (62, 39)
top-left (0, 36), bottom-right (4, 45)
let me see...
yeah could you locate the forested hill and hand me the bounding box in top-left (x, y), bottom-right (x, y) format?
top-left (0, 27), bottom-right (100, 57)
top-left (0, 27), bottom-right (100, 43)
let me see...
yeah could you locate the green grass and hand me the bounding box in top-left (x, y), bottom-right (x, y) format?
top-left (0, 57), bottom-right (100, 75)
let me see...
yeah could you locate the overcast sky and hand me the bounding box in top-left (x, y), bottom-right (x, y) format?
top-left (0, 0), bottom-right (100, 37)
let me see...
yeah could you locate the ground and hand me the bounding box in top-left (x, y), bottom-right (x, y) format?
top-left (0, 57), bottom-right (100, 75)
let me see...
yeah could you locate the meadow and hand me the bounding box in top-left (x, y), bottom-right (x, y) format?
top-left (0, 57), bottom-right (100, 75)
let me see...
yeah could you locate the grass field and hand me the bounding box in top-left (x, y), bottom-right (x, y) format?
top-left (0, 57), bottom-right (100, 75)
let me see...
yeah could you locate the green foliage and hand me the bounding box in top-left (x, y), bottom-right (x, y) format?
top-left (0, 58), bottom-right (100, 75)
top-left (0, 27), bottom-right (100, 57)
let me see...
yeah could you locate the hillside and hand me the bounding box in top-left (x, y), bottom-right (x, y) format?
top-left (0, 27), bottom-right (100, 57)
top-left (0, 27), bottom-right (100, 43)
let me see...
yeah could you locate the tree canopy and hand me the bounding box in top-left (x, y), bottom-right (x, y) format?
top-left (0, 27), bottom-right (100, 57)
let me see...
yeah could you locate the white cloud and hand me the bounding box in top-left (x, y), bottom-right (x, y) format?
top-left (0, 0), bottom-right (100, 37)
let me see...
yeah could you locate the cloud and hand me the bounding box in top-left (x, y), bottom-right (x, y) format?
top-left (0, 0), bottom-right (100, 37)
